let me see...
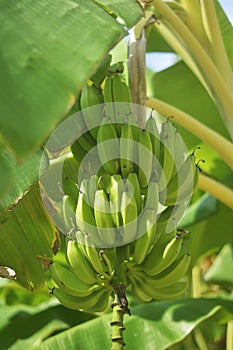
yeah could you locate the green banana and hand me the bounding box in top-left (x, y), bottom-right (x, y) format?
top-left (88, 175), bottom-right (99, 208)
top-left (159, 153), bottom-right (199, 206)
top-left (121, 190), bottom-right (138, 244)
top-left (131, 271), bottom-right (187, 300)
top-left (133, 209), bottom-right (155, 259)
top-left (129, 274), bottom-right (152, 302)
top-left (104, 73), bottom-right (131, 128)
top-left (63, 195), bottom-right (76, 233)
top-left (62, 177), bottom-right (79, 207)
top-left (109, 174), bottom-right (124, 229)
top-left (97, 117), bottom-right (120, 175)
top-left (84, 288), bottom-right (112, 313)
top-left (155, 206), bottom-right (176, 237)
top-left (50, 261), bottom-right (101, 297)
top-left (53, 286), bottom-right (109, 311)
top-left (71, 139), bottom-right (87, 165)
top-left (142, 233), bottom-right (183, 276)
top-left (145, 114), bottom-right (160, 163)
top-left (132, 182), bottom-right (159, 264)
top-left (172, 129), bottom-right (187, 175)
top-left (120, 123), bottom-right (136, 178)
top-left (151, 253), bottom-right (191, 288)
top-left (97, 171), bottom-right (112, 194)
top-left (66, 240), bottom-right (99, 285)
top-left (80, 84), bottom-right (104, 139)
top-left (94, 189), bottom-right (116, 245)
top-left (126, 173), bottom-right (142, 213)
top-left (84, 235), bottom-right (108, 276)
top-left (138, 129), bottom-right (153, 189)
top-left (73, 114), bottom-right (96, 152)
top-left (159, 120), bottom-right (176, 191)
top-left (76, 190), bottom-right (101, 246)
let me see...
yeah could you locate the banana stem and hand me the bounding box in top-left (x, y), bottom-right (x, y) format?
top-left (198, 173), bottom-right (233, 210)
top-left (179, 0), bottom-right (206, 46)
top-left (200, 0), bottom-right (233, 89)
top-left (146, 97), bottom-right (233, 170)
top-left (226, 320), bottom-right (233, 350)
top-left (111, 287), bottom-right (130, 350)
top-left (149, 0), bottom-right (233, 138)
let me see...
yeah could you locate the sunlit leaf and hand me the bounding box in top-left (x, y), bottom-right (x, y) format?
top-left (0, 185), bottom-right (54, 289)
top-left (0, 0), bottom-right (142, 159)
top-left (37, 298), bottom-right (233, 350)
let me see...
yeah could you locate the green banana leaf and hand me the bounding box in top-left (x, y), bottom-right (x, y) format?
top-left (178, 192), bottom-right (218, 229)
top-left (0, 155), bottom-right (13, 201)
top-left (204, 243), bottom-right (233, 287)
top-left (32, 298), bottom-right (233, 350)
top-left (0, 149), bottom-right (48, 213)
top-left (0, 292), bottom-right (96, 350)
top-left (0, 0), bottom-right (142, 160)
top-left (0, 185), bottom-right (55, 290)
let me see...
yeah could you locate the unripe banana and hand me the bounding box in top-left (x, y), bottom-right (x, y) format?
top-left (120, 123), bottom-right (136, 178)
top-left (151, 253), bottom-right (191, 288)
top-left (142, 233), bottom-right (183, 276)
top-left (98, 171), bottom-right (112, 194)
top-left (71, 140), bottom-right (87, 165)
top-left (130, 271), bottom-right (187, 300)
top-left (50, 261), bottom-right (100, 297)
top-left (84, 288), bottom-right (112, 313)
top-left (104, 74), bottom-right (131, 128)
top-left (133, 182), bottom-right (159, 264)
top-left (109, 174), bottom-right (124, 228)
top-left (145, 115), bottom-right (160, 163)
top-left (126, 173), bottom-right (142, 214)
top-left (132, 211), bottom-right (155, 264)
top-left (62, 177), bottom-right (79, 207)
top-left (76, 191), bottom-right (101, 246)
top-left (66, 240), bottom-right (99, 285)
top-left (84, 235), bottom-right (108, 276)
top-left (88, 175), bottom-right (99, 208)
top-left (159, 153), bottom-right (199, 206)
top-left (129, 274), bottom-right (152, 302)
top-left (53, 286), bottom-right (109, 311)
top-left (73, 114), bottom-right (96, 152)
top-left (97, 117), bottom-right (120, 175)
top-left (155, 205), bottom-right (176, 237)
top-left (121, 190), bottom-right (138, 244)
top-left (63, 195), bottom-right (76, 233)
top-left (138, 129), bottom-right (153, 189)
top-left (159, 120), bottom-right (176, 191)
top-left (94, 189), bottom-right (116, 245)
top-left (80, 84), bottom-right (104, 140)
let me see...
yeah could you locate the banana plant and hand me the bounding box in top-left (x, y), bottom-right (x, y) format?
top-left (0, 0), bottom-right (232, 349)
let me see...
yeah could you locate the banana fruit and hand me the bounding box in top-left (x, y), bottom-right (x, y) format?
top-left (50, 67), bottom-right (199, 313)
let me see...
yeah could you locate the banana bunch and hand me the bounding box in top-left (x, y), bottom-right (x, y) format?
top-left (96, 112), bottom-right (200, 200)
top-left (125, 231), bottom-right (191, 301)
top-left (50, 238), bottom-right (113, 312)
top-left (50, 62), bottom-right (200, 313)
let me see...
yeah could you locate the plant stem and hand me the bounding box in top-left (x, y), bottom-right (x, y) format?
top-left (227, 320), bottom-right (233, 350)
top-left (111, 285), bottom-right (130, 350)
top-left (198, 173), bottom-right (233, 210)
top-left (180, 0), bottom-right (207, 46)
top-left (199, 0), bottom-right (233, 89)
top-left (146, 97), bottom-right (233, 170)
top-left (192, 265), bottom-right (201, 298)
top-left (150, 0), bottom-right (233, 138)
